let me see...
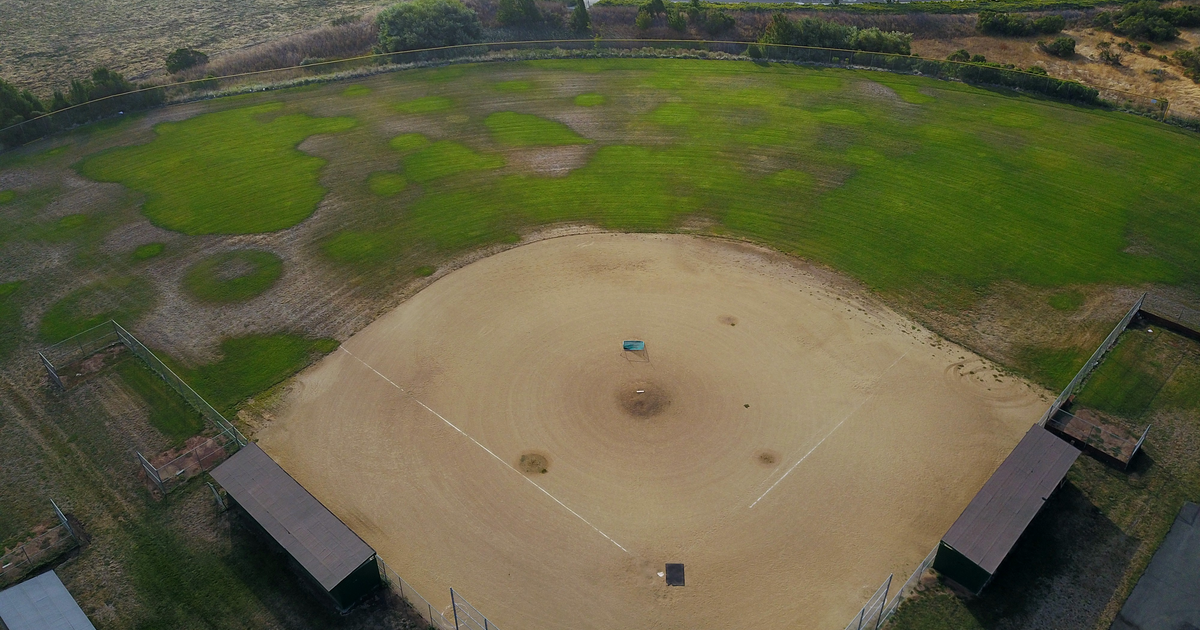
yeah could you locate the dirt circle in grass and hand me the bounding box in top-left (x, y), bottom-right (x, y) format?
top-left (757, 450), bottom-right (780, 467)
top-left (518, 452), bottom-right (549, 474)
top-left (183, 250), bottom-right (282, 303)
top-left (616, 380), bottom-right (671, 419)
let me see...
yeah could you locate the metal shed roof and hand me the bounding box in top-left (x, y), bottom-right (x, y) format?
top-left (942, 424), bottom-right (1080, 574)
top-left (0, 571), bottom-right (95, 630)
top-left (210, 443), bottom-right (375, 591)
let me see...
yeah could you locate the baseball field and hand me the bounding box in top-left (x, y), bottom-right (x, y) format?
top-left (2, 57), bottom-right (1200, 630)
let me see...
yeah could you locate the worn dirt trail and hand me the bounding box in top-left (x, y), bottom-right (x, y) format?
top-left (259, 234), bottom-right (1044, 630)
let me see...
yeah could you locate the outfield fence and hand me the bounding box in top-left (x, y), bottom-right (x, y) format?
top-left (39, 320), bottom-right (247, 495)
top-left (1036, 293), bottom-right (1145, 428)
top-left (4, 38), bottom-right (1196, 150)
top-left (0, 500), bottom-right (80, 588)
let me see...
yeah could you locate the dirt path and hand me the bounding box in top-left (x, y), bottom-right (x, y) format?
top-left (258, 234), bottom-right (1046, 630)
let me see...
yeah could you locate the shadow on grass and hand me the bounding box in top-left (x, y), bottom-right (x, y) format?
top-left (963, 481), bottom-right (1140, 628)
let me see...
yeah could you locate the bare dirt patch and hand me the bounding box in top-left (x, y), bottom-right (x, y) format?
top-left (518, 452), bottom-right (549, 474)
top-left (616, 380), bottom-right (672, 419)
top-left (259, 234), bottom-right (1045, 630)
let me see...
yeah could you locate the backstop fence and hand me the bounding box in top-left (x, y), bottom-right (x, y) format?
top-left (1036, 294), bottom-right (1146, 428)
top-left (0, 500), bottom-right (80, 588)
top-left (39, 320), bottom-right (247, 495)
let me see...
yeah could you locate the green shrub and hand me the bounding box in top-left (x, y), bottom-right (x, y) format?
top-left (498, 0), bottom-right (541, 26)
top-left (1118, 40), bottom-right (1134, 52)
top-left (183, 250), bottom-right (283, 303)
top-left (977, 10), bottom-right (1035, 36)
top-left (1137, 42), bottom-right (1152, 53)
top-left (1026, 65), bottom-right (1048, 75)
top-left (1176, 47), bottom-right (1200, 82)
top-left (701, 8), bottom-right (734, 35)
top-left (667, 7), bottom-right (687, 32)
top-left (1093, 1), bottom-right (1195, 42)
top-left (375, 0), bottom-right (482, 53)
top-left (947, 49), bottom-right (970, 62)
top-left (570, 0), bottom-right (591, 33)
top-left (635, 8), bottom-right (652, 30)
top-left (1033, 14), bottom-right (1065, 34)
top-left (759, 14), bottom-right (912, 55)
top-left (1040, 36), bottom-right (1076, 57)
top-left (970, 54), bottom-right (987, 63)
top-left (165, 48), bottom-right (209, 74)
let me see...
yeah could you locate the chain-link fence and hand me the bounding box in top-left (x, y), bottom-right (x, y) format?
top-left (39, 320), bottom-right (247, 495)
top-left (1037, 294), bottom-right (1146, 428)
top-left (844, 546), bottom-right (937, 630)
top-left (0, 500), bottom-right (80, 588)
top-left (138, 430), bottom-right (241, 495)
top-left (378, 559), bottom-right (456, 630)
top-left (450, 588), bottom-right (502, 630)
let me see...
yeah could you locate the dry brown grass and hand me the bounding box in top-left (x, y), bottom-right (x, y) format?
top-left (0, 0), bottom-right (383, 94)
top-left (178, 17), bottom-right (380, 80)
top-left (912, 26), bottom-right (1200, 117)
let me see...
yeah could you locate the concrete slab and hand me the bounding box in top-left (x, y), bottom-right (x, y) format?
top-left (1111, 502), bottom-right (1200, 630)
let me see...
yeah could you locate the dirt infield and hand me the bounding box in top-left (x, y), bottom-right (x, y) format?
top-left (258, 234), bottom-right (1045, 630)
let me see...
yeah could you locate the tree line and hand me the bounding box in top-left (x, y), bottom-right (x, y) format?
top-left (1, 69), bottom-right (163, 149)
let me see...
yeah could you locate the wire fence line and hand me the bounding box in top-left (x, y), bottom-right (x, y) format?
top-left (39, 320), bottom-right (247, 495)
top-left (1037, 294), bottom-right (1146, 428)
top-left (451, 588), bottom-right (501, 630)
top-left (0, 500), bottom-right (81, 588)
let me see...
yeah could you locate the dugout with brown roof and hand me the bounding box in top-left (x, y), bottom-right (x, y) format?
top-left (932, 424), bottom-right (1080, 594)
top-left (210, 443), bottom-right (381, 611)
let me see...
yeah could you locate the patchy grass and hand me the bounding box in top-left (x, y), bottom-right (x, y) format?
top-left (0, 190), bottom-right (15, 204)
top-left (183, 250), bottom-right (283, 303)
top-left (574, 93), bottom-right (605, 106)
top-left (389, 132), bottom-right (429, 153)
top-left (415, 265), bottom-right (436, 277)
top-left (0, 281), bottom-right (22, 360)
top-left (367, 171), bottom-right (407, 197)
top-left (131, 243), bottom-right (165, 260)
top-left (1048, 289), bottom-right (1085, 311)
top-left (494, 80), bottom-right (532, 92)
top-left (39, 277), bottom-right (156, 342)
top-left (484, 112), bottom-right (591, 146)
top-left (404, 141), bottom-right (504, 183)
top-left (394, 95), bottom-right (453, 114)
top-left (114, 357), bottom-right (204, 445)
top-left (78, 102), bottom-right (356, 234)
top-left (341, 84), bottom-right (371, 97)
top-left (168, 335), bottom-right (338, 413)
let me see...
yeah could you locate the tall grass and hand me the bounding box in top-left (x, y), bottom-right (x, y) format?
top-left (179, 16), bottom-right (380, 80)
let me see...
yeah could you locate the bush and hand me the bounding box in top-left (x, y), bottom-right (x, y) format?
top-left (977, 11), bottom-right (1034, 36)
top-left (759, 14), bottom-right (911, 55)
top-left (666, 6), bottom-right (687, 32)
top-left (701, 9), bottom-right (734, 35)
top-left (1137, 42), bottom-right (1152, 53)
top-left (165, 48), bottom-right (209, 74)
top-left (970, 54), bottom-right (987, 63)
top-left (1100, 47), bottom-right (1123, 66)
top-left (1175, 47), bottom-right (1200, 82)
top-left (569, 0), bottom-right (590, 33)
top-left (1025, 65), bottom-right (1048, 75)
top-left (497, 0), bottom-right (541, 26)
top-left (635, 8), bottom-right (652, 30)
top-left (1093, 1), bottom-right (1192, 42)
top-left (947, 49), bottom-right (970, 62)
top-left (0, 78), bottom-right (45, 128)
top-left (1118, 41), bottom-right (1133, 52)
top-left (1033, 14), bottom-right (1066, 34)
top-left (1039, 36), bottom-right (1076, 57)
top-left (375, 0), bottom-right (482, 53)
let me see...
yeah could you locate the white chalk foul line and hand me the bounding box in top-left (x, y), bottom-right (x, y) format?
top-left (748, 351), bottom-right (909, 509)
top-left (338, 345), bottom-right (629, 554)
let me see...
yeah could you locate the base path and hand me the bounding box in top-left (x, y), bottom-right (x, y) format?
top-left (258, 234), bottom-right (1044, 630)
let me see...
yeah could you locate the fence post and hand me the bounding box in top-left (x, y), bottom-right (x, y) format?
top-left (875, 574), bottom-right (892, 630)
top-left (451, 588), bottom-right (461, 630)
top-left (39, 352), bottom-right (64, 389)
top-left (50, 498), bottom-right (76, 542)
top-left (137, 451), bottom-right (166, 495)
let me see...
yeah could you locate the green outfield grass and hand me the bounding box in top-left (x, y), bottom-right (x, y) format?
top-left (183, 250), bottom-right (283, 303)
top-left (485, 112), bottom-right (591, 146)
top-left (131, 243), bottom-right (164, 260)
top-left (77, 102), bottom-right (356, 234)
top-left (0, 190), bottom-right (15, 204)
top-left (114, 358), bottom-right (204, 445)
top-left (39, 277), bottom-right (156, 342)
